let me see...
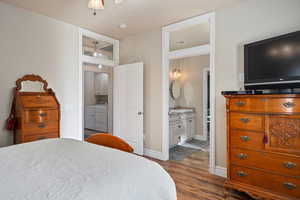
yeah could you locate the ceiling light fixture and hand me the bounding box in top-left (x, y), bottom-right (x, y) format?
top-left (119, 23), bottom-right (127, 29)
top-left (88, 0), bottom-right (104, 16)
top-left (88, 0), bottom-right (123, 15)
top-left (93, 41), bottom-right (99, 57)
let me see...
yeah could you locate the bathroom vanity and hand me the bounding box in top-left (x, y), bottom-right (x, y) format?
top-left (169, 108), bottom-right (196, 148)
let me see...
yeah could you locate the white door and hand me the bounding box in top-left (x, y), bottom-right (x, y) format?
top-left (113, 62), bottom-right (144, 155)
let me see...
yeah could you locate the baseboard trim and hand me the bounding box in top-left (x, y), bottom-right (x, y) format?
top-left (144, 148), bottom-right (167, 161)
top-left (214, 166), bottom-right (227, 178)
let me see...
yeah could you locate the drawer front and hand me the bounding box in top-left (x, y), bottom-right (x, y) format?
top-left (231, 148), bottom-right (300, 177)
top-left (230, 98), bottom-right (265, 112)
top-left (23, 121), bottom-right (59, 135)
top-left (21, 95), bottom-right (58, 108)
top-left (230, 130), bottom-right (264, 150)
top-left (96, 108), bottom-right (107, 113)
top-left (23, 133), bottom-right (59, 143)
top-left (24, 109), bottom-right (58, 123)
top-left (230, 113), bottom-right (264, 132)
top-left (95, 121), bottom-right (108, 131)
top-left (266, 98), bottom-right (300, 113)
top-left (169, 123), bottom-right (185, 136)
top-left (231, 165), bottom-right (300, 198)
top-left (96, 113), bottom-right (107, 121)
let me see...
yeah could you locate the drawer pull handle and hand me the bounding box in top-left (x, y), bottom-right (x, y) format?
top-left (178, 125), bottom-right (182, 128)
top-left (235, 101), bottom-right (246, 107)
top-left (282, 102), bottom-right (295, 108)
top-left (283, 162), bottom-right (297, 169)
top-left (240, 136), bottom-right (250, 142)
top-left (240, 118), bottom-right (250, 123)
top-left (283, 182), bottom-right (297, 190)
top-left (237, 153), bottom-right (248, 160)
top-left (37, 136), bottom-right (47, 140)
top-left (38, 123), bottom-right (46, 128)
top-left (39, 113), bottom-right (47, 117)
top-left (237, 171), bottom-right (247, 177)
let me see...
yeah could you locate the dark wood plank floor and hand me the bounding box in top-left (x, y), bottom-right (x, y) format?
top-left (148, 151), bottom-right (254, 200)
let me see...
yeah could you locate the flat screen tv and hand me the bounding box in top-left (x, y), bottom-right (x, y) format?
top-left (244, 31), bottom-right (300, 90)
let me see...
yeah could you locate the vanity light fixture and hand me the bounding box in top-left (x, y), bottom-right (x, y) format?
top-left (172, 68), bottom-right (182, 80)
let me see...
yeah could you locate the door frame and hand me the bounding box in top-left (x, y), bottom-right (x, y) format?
top-left (202, 67), bottom-right (210, 141)
top-left (78, 28), bottom-right (119, 141)
top-left (162, 12), bottom-right (216, 174)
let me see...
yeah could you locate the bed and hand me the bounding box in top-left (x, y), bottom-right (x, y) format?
top-left (0, 139), bottom-right (176, 200)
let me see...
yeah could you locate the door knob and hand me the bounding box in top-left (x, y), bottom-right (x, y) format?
top-left (138, 112), bottom-right (143, 115)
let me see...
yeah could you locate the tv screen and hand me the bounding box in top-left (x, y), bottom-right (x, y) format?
top-left (245, 31), bottom-right (300, 89)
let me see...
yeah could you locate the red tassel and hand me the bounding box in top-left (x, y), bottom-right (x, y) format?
top-left (263, 135), bottom-right (268, 144)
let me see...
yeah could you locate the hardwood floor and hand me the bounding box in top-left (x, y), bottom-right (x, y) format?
top-left (149, 151), bottom-right (254, 200)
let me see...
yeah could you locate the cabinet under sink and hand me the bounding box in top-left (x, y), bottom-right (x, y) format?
top-left (169, 110), bottom-right (196, 148)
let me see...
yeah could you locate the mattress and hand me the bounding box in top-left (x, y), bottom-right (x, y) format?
top-left (0, 139), bottom-right (176, 200)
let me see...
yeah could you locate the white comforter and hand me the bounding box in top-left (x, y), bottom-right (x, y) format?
top-left (0, 139), bottom-right (176, 200)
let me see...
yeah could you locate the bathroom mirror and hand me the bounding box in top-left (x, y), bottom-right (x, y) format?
top-left (170, 80), bottom-right (181, 100)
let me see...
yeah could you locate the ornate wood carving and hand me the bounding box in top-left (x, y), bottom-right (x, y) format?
top-left (15, 74), bottom-right (52, 93)
top-left (269, 118), bottom-right (300, 147)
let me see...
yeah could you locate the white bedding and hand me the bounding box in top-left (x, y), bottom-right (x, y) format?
top-left (0, 139), bottom-right (176, 200)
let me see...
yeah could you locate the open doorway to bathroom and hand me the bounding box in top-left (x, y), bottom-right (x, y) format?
top-left (83, 63), bottom-right (113, 140)
top-left (162, 13), bottom-right (215, 173)
top-left (169, 55), bottom-right (210, 170)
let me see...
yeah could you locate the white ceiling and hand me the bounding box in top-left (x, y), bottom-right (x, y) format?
top-left (0, 0), bottom-right (240, 39)
top-left (170, 22), bottom-right (210, 51)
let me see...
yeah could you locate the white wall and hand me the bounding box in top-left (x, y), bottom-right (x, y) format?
top-left (170, 55), bottom-right (210, 137)
top-left (0, 2), bottom-right (80, 146)
top-left (120, 29), bottom-right (163, 151)
top-left (214, 0), bottom-right (300, 167)
top-left (120, 0), bottom-right (300, 167)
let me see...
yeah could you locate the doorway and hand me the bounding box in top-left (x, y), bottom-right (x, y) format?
top-left (83, 64), bottom-right (113, 140)
top-left (162, 12), bottom-right (216, 173)
top-left (78, 29), bottom-right (144, 154)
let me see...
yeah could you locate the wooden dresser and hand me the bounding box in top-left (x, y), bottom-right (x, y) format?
top-left (14, 74), bottom-right (60, 144)
top-left (224, 94), bottom-right (300, 200)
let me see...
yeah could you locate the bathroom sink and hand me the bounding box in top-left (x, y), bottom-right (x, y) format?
top-left (169, 108), bottom-right (195, 114)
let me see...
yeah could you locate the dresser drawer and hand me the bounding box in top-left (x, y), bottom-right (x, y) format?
top-left (266, 98), bottom-right (300, 113)
top-left (230, 113), bottom-right (264, 132)
top-left (24, 109), bottom-right (58, 123)
top-left (21, 95), bottom-right (58, 108)
top-left (23, 133), bottom-right (59, 143)
top-left (231, 165), bottom-right (300, 198)
top-left (230, 98), bottom-right (266, 112)
top-left (231, 148), bottom-right (300, 177)
top-left (230, 130), bottom-right (264, 150)
top-left (23, 121), bottom-right (59, 135)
